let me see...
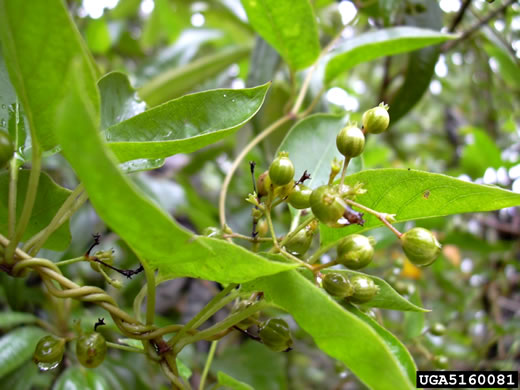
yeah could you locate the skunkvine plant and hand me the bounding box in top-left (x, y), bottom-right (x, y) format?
top-left (0, 0), bottom-right (519, 389)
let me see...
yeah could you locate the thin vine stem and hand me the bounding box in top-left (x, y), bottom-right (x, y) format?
top-left (341, 198), bottom-right (402, 238)
top-left (339, 158), bottom-right (351, 186)
top-left (307, 240), bottom-right (339, 265)
top-left (106, 341), bottom-right (146, 354)
top-left (276, 215), bottom-right (316, 250)
top-left (142, 262), bottom-right (156, 326)
top-left (199, 340), bottom-right (218, 390)
top-left (54, 256), bottom-right (85, 267)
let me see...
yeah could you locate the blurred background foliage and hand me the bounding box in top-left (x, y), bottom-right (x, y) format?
top-left (1, 0), bottom-right (520, 388)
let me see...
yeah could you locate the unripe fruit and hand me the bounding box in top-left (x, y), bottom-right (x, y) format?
top-left (362, 102), bottom-right (390, 134)
top-left (337, 234), bottom-right (374, 270)
top-left (287, 184), bottom-right (312, 209)
top-left (269, 152), bottom-right (294, 186)
top-left (90, 249), bottom-right (114, 272)
top-left (429, 322), bottom-right (446, 336)
top-left (310, 185), bottom-right (345, 228)
top-left (232, 301), bottom-right (260, 330)
top-left (33, 335), bottom-right (65, 369)
top-left (76, 332), bottom-right (107, 368)
top-left (349, 275), bottom-right (379, 304)
top-left (336, 125), bottom-right (365, 158)
top-left (256, 170), bottom-right (271, 197)
top-left (0, 131), bottom-right (14, 168)
top-left (284, 225), bottom-right (315, 256)
top-left (433, 355), bottom-right (449, 369)
top-left (401, 227), bottom-right (441, 267)
top-left (322, 272), bottom-right (353, 299)
top-left (259, 318), bottom-right (293, 352)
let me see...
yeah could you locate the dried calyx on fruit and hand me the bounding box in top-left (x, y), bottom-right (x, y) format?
top-left (362, 102), bottom-right (390, 134)
top-left (322, 272), bottom-right (353, 299)
top-left (90, 249), bottom-right (115, 272)
top-left (310, 185), bottom-right (346, 227)
top-left (401, 227), bottom-right (441, 267)
top-left (33, 335), bottom-right (66, 370)
top-left (336, 124), bottom-right (365, 158)
top-left (284, 220), bottom-right (318, 256)
top-left (259, 318), bottom-right (293, 352)
top-left (337, 234), bottom-right (375, 270)
top-left (76, 331), bottom-right (107, 368)
top-left (349, 275), bottom-right (379, 304)
top-left (269, 151), bottom-right (294, 186)
top-left (256, 170), bottom-right (271, 198)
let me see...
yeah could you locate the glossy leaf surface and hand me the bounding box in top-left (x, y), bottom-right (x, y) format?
top-left (53, 366), bottom-right (109, 390)
top-left (0, 326), bottom-right (46, 379)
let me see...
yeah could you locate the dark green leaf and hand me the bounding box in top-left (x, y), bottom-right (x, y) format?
top-left (217, 371), bottom-right (255, 390)
top-left (244, 270), bottom-right (414, 389)
top-left (54, 61), bottom-right (296, 284)
top-left (2, 360), bottom-right (53, 390)
top-left (240, 0), bottom-right (320, 70)
top-left (53, 366), bottom-right (109, 390)
top-left (321, 169), bottom-right (520, 245)
top-left (106, 84), bottom-right (270, 162)
top-left (322, 269), bottom-right (429, 312)
top-left (0, 170), bottom-right (72, 251)
top-left (325, 26), bottom-right (454, 83)
top-left (138, 46), bottom-right (251, 106)
top-left (0, 326), bottom-right (46, 379)
top-left (0, 312), bottom-right (38, 330)
top-left (0, 0), bottom-right (99, 150)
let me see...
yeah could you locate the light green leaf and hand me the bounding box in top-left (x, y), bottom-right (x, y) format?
top-left (0, 312), bottom-right (38, 330)
top-left (54, 61), bottom-right (296, 284)
top-left (460, 126), bottom-right (503, 179)
top-left (53, 366), bottom-right (109, 390)
top-left (117, 338), bottom-right (144, 350)
top-left (177, 358), bottom-right (192, 381)
top-left (277, 114), bottom-right (361, 188)
top-left (322, 269), bottom-right (428, 312)
top-left (119, 158), bottom-right (165, 174)
top-left (0, 0), bottom-right (98, 150)
top-left (0, 170), bottom-right (72, 251)
top-left (346, 304), bottom-right (417, 383)
top-left (321, 169), bottom-right (520, 245)
top-left (217, 371), bottom-right (255, 390)
top-left (483, 43), bottom-right (520, 89)
top-left (404, 290), bottom-right (425, 340)
top-left (0, 326), bottom-right (46, 379)
top-left (85, 17), bottom-right (111, 54)
top-left (325, 26), bottom-right (454, 83)
top-left (106, 84), bottom-right (270, 162)
top-left (244, 270), bottom-right (414, 389)
top-left (240, 0), bottom-right (320, 70)
top-left (139, 46), bottom-right (251, 106)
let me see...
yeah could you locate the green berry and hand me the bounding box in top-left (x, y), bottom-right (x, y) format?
top-left (322, 272), bottom-right (353, 299)
top-left (429, 322), bottom-right (446, 336)
top-left (433, 355), bottom-right (449, 369)
top-left (336, 125), bottom-right (365, 158)
top-left (337, 234), bottom-right (374, 270)
top-left (259, 318), bottom-right (293, 352)
top-left (310, 185), bottom-right (345, 228)
top-left (33, 335), bottom-right (65, 367)
top-left (76, 332), bottom-right (107, 368)
top-left (362, 102), bottom-right (390, 134)
top-left (284, 223), bottom-right (316, 256)
top-left (256, 170), bottom-right (271, 197)
top-left (401, 227), bottom-right (441, 267)
top-left (0, 131), bottom-right (14, 168)
top-left (287, 184), bottom-right (312, 209)
top-left (349, 275), bottom-right (378, 304)
top-left (269, 152), bottom-right (294, 186)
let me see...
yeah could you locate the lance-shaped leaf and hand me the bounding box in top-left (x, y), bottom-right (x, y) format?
top-left (244, 270), bottom-right (414, 389)
top-left (320, 169), bottom-right (520, 245)
top-left (54, 61), bottom-right (295, 284)
top-left (105, 83), bottom-right (270, 162)
top-left (325, 26), bottom-right (455, 84)
top-left (0, 0), bottom-right (98, 150)
top-left (53, 366), bottom-right (109, 390)
top-left (241, 0), bottom-right (320, 70)
top-left (0, 326), bottom-right (46, 379)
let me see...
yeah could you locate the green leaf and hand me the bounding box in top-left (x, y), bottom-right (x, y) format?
top-left (85, 17), bottom-right (111, 54)
top-left (322, 269), bottom-right (428, 312)
top-left (53, 366), bottom-right (109, 390)
top-left (139, 46), bottom-right (251, 106)
top-left (277, 114), bottom-right (361, 188)
top-left (325, 26), bottom-right (454, 83)
top-left (119, 158), bottom-right (166, 174)
top-left (217, 371), bottom-right (255, 390)
top-left (459, 126), bottom-right (503, 179)
top-left (0, 326), bottom-right (46, 379)
top-left (320, 169), bottom-right (520, 245)
top-left (2, 360), bottom-right (53, 390)
top-left (54, 61), bottom-right (296, 285)
top-left (0, 0), bottom-right (99, 150)
top-left (240, 0), bottom-right (320, 70)
top-left (0, 312), bottom-right (38, 330)
top-left (177, 358), bottom-right (192, 381)
top-left (346, 304), bottom-right (417, 383)
top-left (0, 170), bottom-right (72, 251)
top-left (404, 290), bottom-right (425, 339)
top-left (483, 43), bottom-right (520, 89)
top-left (244, 270), bottom-right (414, 389)
top-left (98, 72), bottom-right (147, 131)
top-left (106, 84), bottom-right (270, 162)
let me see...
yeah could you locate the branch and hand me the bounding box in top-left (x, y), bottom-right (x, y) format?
top-left (449, 0), bottom-right (472, 32)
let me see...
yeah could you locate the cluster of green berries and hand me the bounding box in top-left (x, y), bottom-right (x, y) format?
top-left (323, 272), bottom-right (379, 303)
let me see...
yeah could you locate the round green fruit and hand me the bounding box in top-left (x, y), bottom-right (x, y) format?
top-left (287, 184), bottom-right (312, 209)
top-left (362, 103), bottom-right (390, 134)
top-left (259, 318), bottom-right (293, 352)
top-left (337, 234), bottom-right (374, 270)
top-left (76, 332), bottom-right (107, 368)
top-left (33, 335), bottom-right (65, 365)
top-left (284, 226), bottom-right (315, 256)
top-left (429, 322), bottom-right (446, 336)
top-left (269, 152), bottom-right (294, 186)
top-left (310, 185), bottom-right (345, 228)
top-left (336, 125), bottom-right (365, 158)
top-left (401, 227), bottom-right (441, 267)
top-left (322, 272), bottom-right (353, 299)
top-left (0, 131), bottom-right (14, 168)
top-left (349, 275), bottom-right (378, 304)
top-left (256, 170), bottom-right (271, 197)
top-left (433, 355), bottom-right (449, 369)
